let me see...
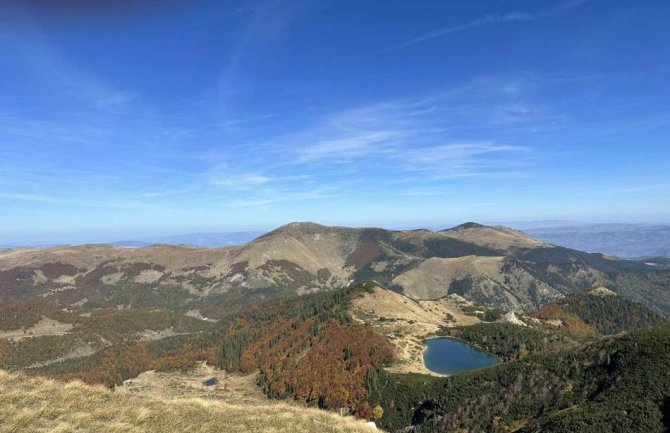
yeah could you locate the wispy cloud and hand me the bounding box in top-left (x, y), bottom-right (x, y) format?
top-left (297, 131), bottom-right (405, 163)
top-left (217, 1), bottom-right (307, 113)
top-left (391, 142), bottom-right (530, 178)
top-left (0, 192), bottom-right (55, 202)
top-left (10, 30), bottom-right (138, 111)
top-left (388, 0), bottom-right (589, 50)
top-left (210, 173), bottom-right (276, 190)
top-left (278, 78), bottom-right (540, 181)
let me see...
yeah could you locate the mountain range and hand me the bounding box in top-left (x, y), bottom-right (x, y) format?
top-left (2, 222), bottom-right (669, 317)
top-left (2, 222), bottom-right (670, 432)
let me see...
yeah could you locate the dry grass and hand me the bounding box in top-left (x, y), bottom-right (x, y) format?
top-left (116, 363), bottom-right (275, 406)
top-left (391, 256), bottom-right (505, 299)
top-left (0, 370), bottom-right (379, 433)
top-left (440, 225), bottom-right (547, 251)
top-left (350, 286), bottom-right (479, 376)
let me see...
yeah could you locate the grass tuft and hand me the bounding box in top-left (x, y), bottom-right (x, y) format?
top-left (0, 370), bottom-right (379, 433)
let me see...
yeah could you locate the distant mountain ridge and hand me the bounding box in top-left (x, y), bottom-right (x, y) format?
top-left (114, 231), bottom-right (266, 248)
top-left (523, 223), bottom-right (670, 258)
top-left (0, 231), bottom-right (265, 249)
top-left (1, 222), bottom-right (669, 317)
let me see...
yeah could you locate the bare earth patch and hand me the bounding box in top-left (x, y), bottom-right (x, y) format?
top-left (134, 269), bottom-right (164, 284)
top-left (0, 316), bottom-right (73, 341)
top-left (116, 363), bottom-right (275, 406)
top-left (136, 328), bottom-right (189, 342)
top-left (185, 309), bottom-right (216, 321)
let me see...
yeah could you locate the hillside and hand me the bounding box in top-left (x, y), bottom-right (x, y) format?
top-left (533, 287), bottom-right (666, 335)
top-left (2, 222), bottom-right (670, 375)
top-left (367, 324), bottom-right (670, 433)
top-left (1, 222), bottom-right (669, 318)
top-left (0, 370), bottom-right (377, 433)
top-left (25, 284), bottom-right (395, 418)
top-left (349, 284), bottom-right (480, 375)
top-left (3, 281), bottom-right (668, 432)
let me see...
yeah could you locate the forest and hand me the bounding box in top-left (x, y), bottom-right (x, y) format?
top-left (533, 290), bottom-right (666, 335)
top-left (0, 303), bottom-right (214, 369)
top-left (30, 282), bottom-right (395, 417)
top-left (437, 322), bottom-right (579, 361)
top-left (6, 281), bottom-right (669, 429)
top-left (366, 324), bottom-right (670, 432)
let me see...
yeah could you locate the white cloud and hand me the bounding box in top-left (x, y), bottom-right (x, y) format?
top-left (388, 0), bottom-right (590, 50)
top-left (210, 173), bottom-right (275, 190)
top-left (298, 131), bottom-right (403, 163)
top-left (277, 80), bottom-right (537, 181)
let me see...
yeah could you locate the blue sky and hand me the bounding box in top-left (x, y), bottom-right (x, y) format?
top-left (1, 0), bottom-right (669, 243)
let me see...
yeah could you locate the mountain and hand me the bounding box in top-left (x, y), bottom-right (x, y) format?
top-left (1, 221), bottom-right (669, 316)
top-left (523, 223), bottom-right (670, 258)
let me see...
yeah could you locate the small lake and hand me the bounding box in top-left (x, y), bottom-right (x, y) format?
top-left (424, 337), bottom-right (499, 375)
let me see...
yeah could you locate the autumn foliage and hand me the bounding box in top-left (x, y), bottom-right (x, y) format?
top-left (41, 284), bottom-right (395, 418)
top-left (272, 323), bottom-right (394, 410)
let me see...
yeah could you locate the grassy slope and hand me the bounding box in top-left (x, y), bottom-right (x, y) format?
top-left (0, 370), bottom-right (377, 433)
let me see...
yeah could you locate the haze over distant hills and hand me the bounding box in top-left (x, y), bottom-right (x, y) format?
top-left (112, 231), bottom-right (266, 248)
top-left (6, 223), bottom-right (670, 260)
top-left (522, 223), bottom-right (670, 259)
top-left (0, 231), bottom-right (266, 249)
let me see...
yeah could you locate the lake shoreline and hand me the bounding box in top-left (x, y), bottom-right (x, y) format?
top-left (422, 336), bottom-right (499, 376)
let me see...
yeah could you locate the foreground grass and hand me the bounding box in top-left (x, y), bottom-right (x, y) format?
top-left (0, 371), bottom-right (377, 433)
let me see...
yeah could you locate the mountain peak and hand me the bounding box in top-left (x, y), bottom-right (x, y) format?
top-left (444, 222), bottom-right (487, 231)
top-left (263, 222), bottom-right (332, 237)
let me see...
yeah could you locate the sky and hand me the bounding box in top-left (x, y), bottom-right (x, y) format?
top-left (1, 0), bottom-right (669, 244)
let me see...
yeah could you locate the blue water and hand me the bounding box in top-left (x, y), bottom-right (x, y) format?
top-left (423, 338), bottom-right (499, 375)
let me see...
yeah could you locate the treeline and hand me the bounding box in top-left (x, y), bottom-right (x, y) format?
top-left (366, 324), bottom-right (670, 433)
top-left (437, 322), bottom-right (579, 361)
top-left (0, 302), bottom-right (74, 331)
top-left (33, 283), bottom-right (395, 418)
top-left (0, 306), bottom-right (214, 369)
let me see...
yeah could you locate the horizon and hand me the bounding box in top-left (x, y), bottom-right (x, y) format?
top-left (1, 0), bottom-right (669, 239)
top-left (3, 219), bottom-right (670, 248)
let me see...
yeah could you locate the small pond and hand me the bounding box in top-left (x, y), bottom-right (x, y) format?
top-left (423, 337), bottom-right (499, 375)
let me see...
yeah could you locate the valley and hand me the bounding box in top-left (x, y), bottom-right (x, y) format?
top-left (349, 284), bottom-right (480, 375)
top-left (1, 222), bottom-right (669, 432)
top-left (3, 1), bottom-right (667, 431)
